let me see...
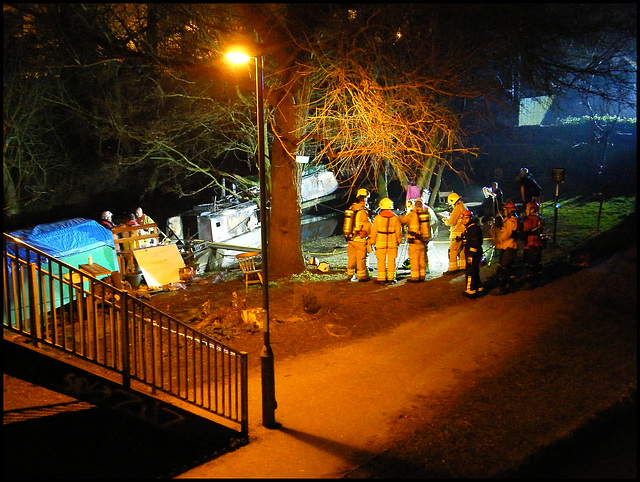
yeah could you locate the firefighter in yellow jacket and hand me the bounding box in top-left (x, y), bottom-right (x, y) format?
top-left (344, 188), bottom-right (372, 282)
top-left (442, 192), bottom-right (468, 274)
top-left (399, 198), bottom-right (431, 282)
top-left (369, 198), bottom-right (403, 284)
top-left (491, 202), bottom-right (519, 295)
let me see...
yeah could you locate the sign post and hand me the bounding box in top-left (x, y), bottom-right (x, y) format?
top-left (551, 168), bottom-right (565, 247)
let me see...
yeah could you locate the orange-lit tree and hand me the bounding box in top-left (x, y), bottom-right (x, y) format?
top-left (4, 4), bottom-right (635, 278)
top-left (220, 5), bottom-right (485, 276)
top-left (302, 53), bottom-right (479, 203)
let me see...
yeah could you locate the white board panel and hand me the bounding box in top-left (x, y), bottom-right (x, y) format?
top-left (133, 244), bottom-right (185, 287)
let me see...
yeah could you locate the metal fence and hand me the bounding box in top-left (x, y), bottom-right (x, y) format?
top-left (3, 232), bottom-right (248, 435)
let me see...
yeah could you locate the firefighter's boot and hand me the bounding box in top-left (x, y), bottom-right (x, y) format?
top-left (521, 274), bottom-right (535, 290)
top-left (492, 275), bottom-right (508, 296)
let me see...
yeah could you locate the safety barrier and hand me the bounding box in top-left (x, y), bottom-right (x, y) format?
top-left (3, 232), bottom-right (248, 436)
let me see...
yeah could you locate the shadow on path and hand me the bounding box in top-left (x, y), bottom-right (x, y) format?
top-left (3, 404), bottom-right (242, 479)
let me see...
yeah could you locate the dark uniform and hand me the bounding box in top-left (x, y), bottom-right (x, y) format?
top-left (518, 167), bottom-right (542, 205)
top-left (461, 211), bottom-right (484, 297)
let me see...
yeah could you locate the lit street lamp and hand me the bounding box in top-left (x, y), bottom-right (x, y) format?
top-left (227, 48), bottom-right (277, 429)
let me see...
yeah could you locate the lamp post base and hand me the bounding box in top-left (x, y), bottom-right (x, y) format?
top-left (261, 345), bottom-right (278, 429)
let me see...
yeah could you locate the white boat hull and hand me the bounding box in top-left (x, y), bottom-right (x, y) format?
top-left (167, 168), bottom-right (341, 270)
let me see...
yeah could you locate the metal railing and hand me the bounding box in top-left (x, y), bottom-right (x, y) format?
top-left (3, 233), bottom-right (248, 435)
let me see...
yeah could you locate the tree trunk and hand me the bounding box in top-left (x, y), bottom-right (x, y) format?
top-left (430, 162), bottom-right (446, 209)
top-left (3, 169), bottom-right (20, 218)
top-left (267, 93), bottom-right (306, 279)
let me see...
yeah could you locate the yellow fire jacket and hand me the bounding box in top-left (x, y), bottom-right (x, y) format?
top-left (494, 215), bottom-right (519, 250)
top-left (444, 201), bottom-right (467, 239)
top-left (369, 210), bottom-right (403, 249)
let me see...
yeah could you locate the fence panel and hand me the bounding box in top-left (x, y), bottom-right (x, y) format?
top-left (3, 232), bottom-right (248, 434)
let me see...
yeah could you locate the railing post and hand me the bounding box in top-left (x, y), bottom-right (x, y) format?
top-left (240, 351), bottom-right (249, 437)
top-left (27, 262), bottom-right (41, 347)
top-left (5, 233), bottom-right (250, 434)
top-left (120, 290), bottom-right (131, 388)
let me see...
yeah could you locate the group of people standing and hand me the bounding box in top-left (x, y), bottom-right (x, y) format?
top-left (98, 207), bottom-right (158, 274)
top-left (491, 200), bottom-right (546, 294)
top-left (99, 207), bottom-right (155, 232)
top-left (344, 189), bottom-right (432, 285)
top-left (99, 207), bottom-right (158, 248)
top-left (489, 167), bottom-right (545, 294)
top-left (440, 167), bottom-right (545, 297)
top-left (343, 166), bottom-right (546, 298)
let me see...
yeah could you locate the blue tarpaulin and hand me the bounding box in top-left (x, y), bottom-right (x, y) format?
top-left (7, 218), bottom-right (116, 259)
top-left (4, 218), bottom-right (119, 328)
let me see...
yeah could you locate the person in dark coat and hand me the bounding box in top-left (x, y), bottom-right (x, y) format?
top-left (461, 210), bottom-right (484, 298)
top-left (99, 210), bottom-right (115, 229)
top-left (518, 167), bottom-right (542, 205)
top-left (481, 181), bottom-right (504, 222)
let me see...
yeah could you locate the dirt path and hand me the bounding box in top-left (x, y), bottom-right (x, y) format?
top-left (176, 243), bottom-right (636, 478)
top-left (4, 228), bottom-right (636, 478)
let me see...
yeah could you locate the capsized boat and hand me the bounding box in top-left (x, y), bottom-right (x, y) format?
top-left (166, 166), bottom-right (341, 270)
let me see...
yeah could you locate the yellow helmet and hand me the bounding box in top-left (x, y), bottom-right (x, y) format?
top-left (356, 188), bottom-right (369, 198)
top-left (317, 261), bottom-right (331, 273)
top-left (447, 192), bottom-right (460, 206)
top-left (379, 197), bottom-right (394, 210)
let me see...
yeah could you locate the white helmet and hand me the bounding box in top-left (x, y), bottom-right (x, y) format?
top-left (447, 193), bottom-right (460, 206)
top-left (379, 198), bottom-right (394, 210)
top-left (405, 198), bottom-right (415, 211)
top-left (101, 211), bottom-right (113, 219)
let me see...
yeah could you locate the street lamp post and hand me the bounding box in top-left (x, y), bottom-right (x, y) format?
top-left (227, 49), bottom-right (277, 429)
